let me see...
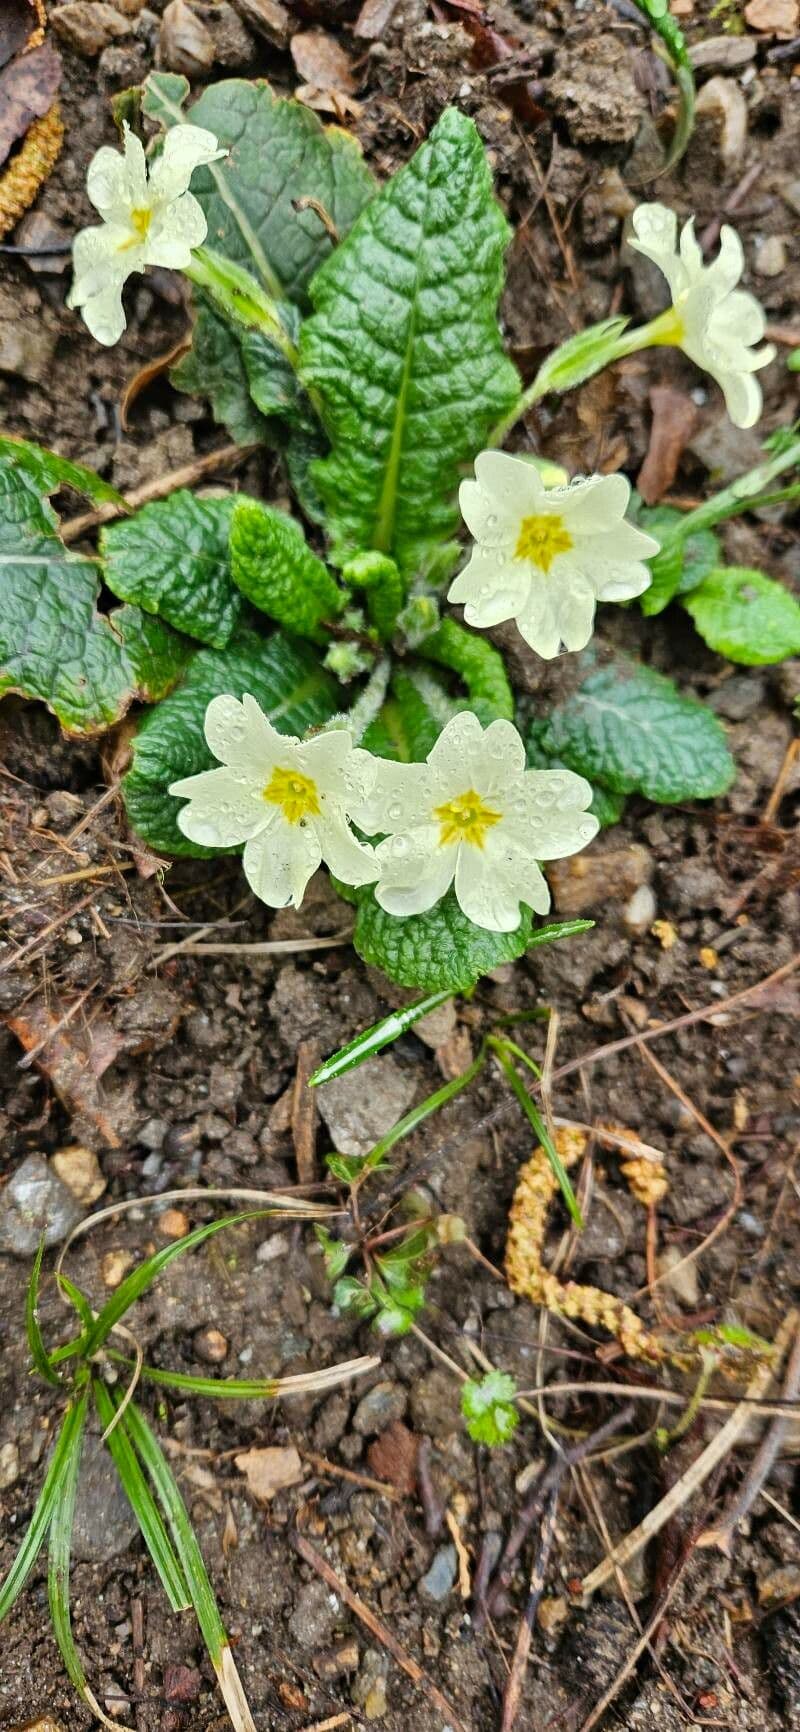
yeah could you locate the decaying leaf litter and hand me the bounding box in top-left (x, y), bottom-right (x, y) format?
top-left (1, 0), bottom-right (799, 1728)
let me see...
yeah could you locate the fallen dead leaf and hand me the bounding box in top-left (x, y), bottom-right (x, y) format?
top-left (354, 0), bottom-right (402, 36)
top-left (0, 41), bottom-right (61, 169)
top-left (221, 1502), bottom-right (238, 1556)
top-left (294, 82), bottom-right (363, 119)
top-left (366, 1420), bottom-right (419, 1494)
top-left (6, 1001), bottom-right (126, 1146)
top-left (744, 0), bottom-right (798, 33)
top-left (0, 0), bottom-right (45, 70)
top-left (291, 27), bottom-right (356, 92)
top-left (235, 1444), bottom-right (304, 1502)
top-left (121, 332), bottom-right (192, 429)
top-left (637, 384), bottom-right (699, 505)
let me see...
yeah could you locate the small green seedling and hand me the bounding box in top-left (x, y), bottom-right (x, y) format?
top-left (461, 1371), bottom-right (520, 1447)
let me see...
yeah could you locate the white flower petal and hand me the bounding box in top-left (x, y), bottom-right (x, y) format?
top-left (704, 223), bottom-right (745, 296)
top-left (145, 191), bottom-right (207, 269)
top-left (203, 693), bottom-right (283, 774)
top-left (243, 820), bottom-right (322, 909)
top-left (75, 282), bottom-right (128, 346)
top-left (318, 806), bottom-right (379, 886)
top-left (509, 769), bottom-right (598, 859)
top-left (426, 711), bottom-right (487, 798)
top-left (352, 758), bottom-right (429, 834)
top-left (586, 555), bottom-right (652, 603)
top-left (715, 366), bottom-right (765, 432)
top-left (629, 202), bottom-right (681, 291)
top-left (299, 727), bottom-right (356, 797)
top-left (147, 123), bottom-right (226, 205)
top-left (475, 718), bottom-right (528, 792)
top-left (374, 827), bottom-right (456, 918)
top-left (514, 576), bottom-right (563, 660)
top-left (449, 547), bottom-right (530, 625)
top-left (87, 125), bottom-right (148, 221)
top-left (552, 574), bottom-right (597, 653)
top-left (170, 766), bottom-right (270, 848)
top-left (472, 449), bottom-right (548, 516)
top-left (558, 472), bottom-right (631, 534)
top-left (458, 477), bottom-right (524, 547)
top-left (453, 839), bottom-right (541, 931)
top-left (716, 288), bottom-right (767, 348)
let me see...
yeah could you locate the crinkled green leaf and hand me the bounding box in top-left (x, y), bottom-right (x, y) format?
top-left (362, 666), bottom-right (455, 764)
top-left (539, 655), bottom-right (735, 804)
top-left (682, 567), bottom-right (800, 666)
top-left (461, 1371), bottom-right (519, 1446)
top-left (299, 106), bottom-right (520, 576)
top-left (143, 73), bottom-right (375, 306)
top-left (230, 499), bottom-right (343, 641)
top-left (123, 625), bottom-right (338, 855)
top-left (171, 296), bottom-right (272, 445)
top-left (419, 617), bottom-right (514, 724)
top-left (0, 464), bottom-right (190, 734)
top-left (526, 721), bottom-right (626, 829)
top-left (0, 435), bottom-right (125, 507)
top-left (634, 502), bottom-right (721, 617)
top-left (345, 884), bottom-right (535, 993)
top-left (101, 491), bottom-right (239, 649)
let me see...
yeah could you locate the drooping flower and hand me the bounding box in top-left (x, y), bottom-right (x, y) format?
top-left (69, 122), bottom-right (226, 346)
top-left (449, 452), bottom-right (659, 661)
top-left (629, 203), bottom-right (775, 430)
top-left (354, 710), bottom-right (598, 933)
top-left (169, 694), bottom-right (379, 909)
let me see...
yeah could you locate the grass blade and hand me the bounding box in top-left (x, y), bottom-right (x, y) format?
top-left (0, 1392), bottom-right (87, 1624)
top-left (122, 1399), bottom-right (257, 1732)
top-left (490, 1039), bottom-right (583, 1228)
top-left (527, 918), bottom-right (594, 951)
top-left (25, 1238), bottom-right (61, 1386)
top-left (310, 990), bottom-right (453, 1086)
top-left (338, 1050), bottom-right (487, 1185)
top-left (93, 1379), bottom-right (190, 1613)
top-left (104, 1351), bottom-right (379, 1403)
top-left (83, 1211), bottom-right (260, 1358)
top-left (46, 1387), bottom-right (124, 1731)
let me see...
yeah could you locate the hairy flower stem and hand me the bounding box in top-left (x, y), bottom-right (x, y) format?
top-left (490, 309), bottom-right (683, 447)
top-left (186, 247), bottom-right (299, 366)
top-left (662, 431), bottom-right (800, 542)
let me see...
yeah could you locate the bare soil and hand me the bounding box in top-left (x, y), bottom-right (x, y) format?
top-left (1, 2), bottom-right (799, 1730)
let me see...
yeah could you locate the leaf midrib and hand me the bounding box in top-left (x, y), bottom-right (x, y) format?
top-left (370, 165), bottom-right (435, 559)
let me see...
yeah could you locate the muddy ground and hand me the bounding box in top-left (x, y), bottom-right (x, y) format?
top-left (1, 0), bottom-right (800, 1728)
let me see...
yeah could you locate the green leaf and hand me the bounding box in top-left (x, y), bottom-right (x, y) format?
top-left (83, 1212), bottom-right (256, 1358)
top-left (682, 567), bottom-right (800, 666)
top-left (526, 721), bottom-right (626, 829)
top-left (299, 106), bottom-right (520, 576)
top-left (0, 463), bottom-right (190, 735)
top-left (101, 491), bottom-right (239, 649)
top-left (93, 1379), bottom-right (191, 1614)
top-left (123, 625), bottom-right (339, 854)
top-left (419, 617), bottom-right (514, 724)
top-left (347, 884), bottom-right (535, 993)
top-left (230, 499), bottom-right (344, 641)
top-left (539, 655), bottom-right (735, 804)
top-left (362, 666), bottom-right (456, 765)
top-left (143, 73), bottom-right (375, 306)
top-left (0, 435), bottom-right (125, 507)
top-left (25, 1239), bottom-right (61, 1387)
top-left (634, 502), bottom-right (721, 617)
top-left (0, 1393), bottom-right (88, 1626)
top-left (171, 295), bottom-right (272, 445)
top-left (47, 1392), bottom-right (91, 1704)
top-left (311, 989), bottom-right (454, 1085)
top-left (461, 1371), bottom-right (519, 1446)
top-left (314, 1225), bottom-right (352, 1281)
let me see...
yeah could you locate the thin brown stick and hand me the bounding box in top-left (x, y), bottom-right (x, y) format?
top-left (292, 1040), bottom-right (321, 1186)
top-left (61, 442), bottom-right (255, 543)
top-left (576, 1532), bottom-right (699, 1732)
top-left (300, 1449), bottom-right (402, 1502)
top-left (292, 1533), bottom-right (469, 1732)
top-left (501, 1486), bottom-right (559, 1732)
top-left (151, 931), bottom-right (353, 965)
top-left (698, 1314), bottom-right (800, 1555)
top-left (762, 736), bottom-right (799, 826)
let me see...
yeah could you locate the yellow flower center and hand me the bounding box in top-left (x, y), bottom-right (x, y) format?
top-left (263, 765), bottom-right (320, 825)
top-left (434, 789), bottom-right (501, 850)
top-left (514, 513), bottom-right (573, 573)
top-left (121, 206), bottom-right (153, 250)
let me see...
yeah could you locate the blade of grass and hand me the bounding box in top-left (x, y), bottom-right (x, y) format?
top-left (489, 1038), bottom-right (583, 1228)
top-left (57, 1272), bottom-right (95, 1332)
top-left (527, 918), bottom-right (593, 952)
top-left (122, 1399), bottom-right (257, 1732)
top-left (47, 1388), bottom-right (125, 1732)
top-left (93, 1378), bottom-right (190, 1613)
top-left (346, 1049), bottom-right (487, 1185)
top-left (0, 1391), bottom-right (87, 1624)
top-left (103, 1351), bottom-right (379, 1402)
top-left (83, 1211), bottom-right (262, 1358)
top-left (26, 1238), bottom-right (61, 1386)
top-left (310, 990), bottom-right (454, 1086)
top-left (632, 0), bottom-right (695, 174)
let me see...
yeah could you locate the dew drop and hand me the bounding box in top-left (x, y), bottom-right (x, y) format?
top-left (388, 802), bottom-right (404, 822)
top-left (486, 513), bottom-right (498, 529)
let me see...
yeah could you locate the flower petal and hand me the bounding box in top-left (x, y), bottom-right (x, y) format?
top-left (426, 711), bottom-right (486, 798)
top-left (145, 191), bottom-right (207, 269)
top-left (374, 826), bottom-right (455, 916)
top-left (74, 281), bottom-right (128, 346)
top-left (454, 838), bottom-right (543, 931)
top-left (147, 123), bottom-right (226, 205)
top-left (299, 727), bottom-right (356, 797)
top-left (318, 805), bottom-right (379, 886)
top-left (559, 472), bottom-right (631, 534)
top-left (586, 555), bottom-right (652, 603)
top-left (449, 547), bottom-right (530, 625)
top-left (473, 717), bottom-right (528, 793)
top-left (243, 819), bottom-right (322, 909)
top-left (629, 202), bottom-right (681, 293)
top-left (514, 575), bottom-right (563, 660)
top-left (204, 693), bottom-right (285, 774)
top-left (87, 125), bottom-right (148, 221)
top-left (509, 769), bottom-right (598, 859)
top-left (352, 758), bottom-right (429, 835)
top-left (551, 574), bottom-right (597, 653)
top-left (714, 366), bottom-right (765, 431)
top-left (170, 766), bottom-right (269, 848)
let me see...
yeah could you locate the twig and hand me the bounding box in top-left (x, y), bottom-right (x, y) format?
top-left (151, 930), bottom-right (352, 966)
top-left (698, 1314), bottom-right (800, 1555)
top-left (501, 1486), bottom-right (559, 1732)
top-left (292, 1040), bottom-right (321, 1186)
top-left (417, 1437), bottom-right (445, 1537)
top-left (580, 1310), bottom-right (797, 1596)
top-left (300, 1450), bottom-right (402, 1502)
top-left (61, 442), bottom-right (255, 543)
top-left (576, 1525), bottom-right (701, 1732)
top-left (16, 979), bottom-right (99, 1069)
top-left (292, 1533), bottom-right (469, 1732)
top-left (762, 736), bottom-right (799, 826)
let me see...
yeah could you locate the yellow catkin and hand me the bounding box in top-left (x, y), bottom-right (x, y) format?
top-left (0, 103), bottom-right (64, 240)
top-left (596, 1122), bottom-right (669, 1209)
top-left (505, 1127), bottom-right (666, 1364)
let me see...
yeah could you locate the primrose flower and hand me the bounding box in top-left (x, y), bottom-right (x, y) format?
top-left (69, 122), bottom-right (226, 346)
top-left (169, 694), bottom-right (379, 910)
top-left (354, 710), bottom-right (598, 933)
top-left (629, 203), bottom-right (775, 429)
top-left (449, 452), bottom-right (659, 661)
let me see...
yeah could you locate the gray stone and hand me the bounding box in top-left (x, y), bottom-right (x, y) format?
top-left (71, 1433), bottom-right (141, 1562)
top-left (754, 235), bottom-right (787, 278)
top-left (351, 1380), bottom-right (407, 1437)
top-left (418, 1544), bottom-right (457, 1602)
top-left (288, 1580), bottom-right (340, 1649)
top-left (0, 1154), bottom-right (83, 1258)
top-left (158, 0), bottom-right (215, 74)
top-left (52, 2), bottom-right (131, 55)
top-left (317, 1056), bottom-right (416, 1158)
top-left (689, 34), bottom-right (756, 70)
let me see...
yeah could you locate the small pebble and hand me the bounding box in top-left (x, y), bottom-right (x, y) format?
top-left (0, 1441), bottom-right (20, 1489)
top-left (624, 883), bottom-right (657, 935)
top-left (352, 1380), bottom-right (407, 1437)
top-left (159, 0), bottom-right (215, 74)
top-left (102, 1250), bottom-right (135, 1289)
top-left (418, 1544), bottom-right (458, 1602)
top-left (51, 1145), bottom-right (106, 1207)
top-left (0, 1154), bottom-right (83, 1258)
top-left (158, 1208), bottom-right (190, 1239)
top-left (193, 1325), bottom-right (229, 1364)
top-left (754, 235), bottom-right (787, 278)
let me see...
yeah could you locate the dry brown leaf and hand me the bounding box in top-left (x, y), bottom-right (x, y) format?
top-left (234, 1445), bottom-right (304, 1502)
top-left (291, 27), bottom-right (356, 92)
top-left (0, 0), bottom-right (45, 70)
top-left (0, 41), bottom-right (61, 168)
top-left (366, 1420), bottom-right (419, 1494)
top-left (121, 332), bottom-right (192, 429)
top-left (6, 1000), bottom-right (126, 1146)
top-left (355, 0), bottom-right (402, 36)
top-left (637, 383), bottom-right (699, 505)
top-left (0, 101), bottom-right (63, 239)
top-left (744, 0), bottom-right (798, 33)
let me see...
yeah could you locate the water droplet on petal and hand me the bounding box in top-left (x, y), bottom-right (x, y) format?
top-left (388, 802), bottom-right (403, 822)
top-left (486, 513), bottom-right (498, 529)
